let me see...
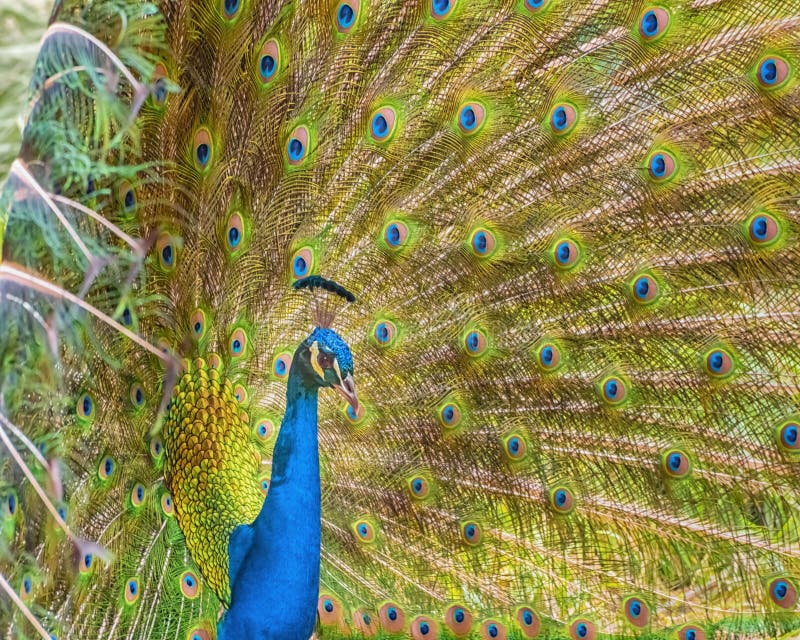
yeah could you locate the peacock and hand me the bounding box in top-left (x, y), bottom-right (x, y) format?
top-left (0, 0), bottom-right (800, 638)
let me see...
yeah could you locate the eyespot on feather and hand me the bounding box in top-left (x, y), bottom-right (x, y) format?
top-left (536, 342), bottom-right (562, 371)
top-left (747, 212), bottom-right (781, 247)
top-left (180, 571), bottom-right (200, 599)
top-left (470, 228), bottom-right (496, 257)
top-left (291, 247), bottom-right (314, 279)
top-left (229, 328), bottom-right (248, 358)
top-left (187, 629), bottom-right (212, 640)
top-left (152, 63), bottom-right (168, 104)
top-left (255, 419), bottom-right (274, 441)
top-left (345, 402), bottom-right (366, 423)
top-left (160, 492), bottom-right (174, 516)
top-left (430, 0), bottom-right (455, 19)
top-left (373, 320), bottom-right (397, 347)
top-left (98, 455), bottom-right (115, 480)
top-left (221, 0), bottom-right (241, 19)
top-left (318, 595), bottom-right (343, 625)
top-left (776, 418), bottom-right (800, 454)
top-left (273, 352), bottom-right (292, 379)
top-left (77, 393), bottom-right (95, 422)
top-left (156, 233), bottom-right (177, 270)
top-left (354, 609), bottom-right (378, 636)
top-left (457, 102), bottom-right (486, 134)
top-left (504, 434), bottom-right (527, 461)
top-left (623, 596), bottom-right (649, 628)
top-left (445, 605), bottom-right (472, 635)
top-left (662, 449), bottom-right (691, 478)
top-left (193, 128), bottom-right (213, 170)
top-left (569, 620), bottom-right (596, 640)
top-left (553, 238), bottom-right (580, 270)
top-left (20, 574), bottom-right (33, 600)
top-left (600, 376), bottom-right (627, 405)
top-left (638, 8), bottom-right (669, 40)
top-left (124, 578), bottom-right (140, 605)
top-left (226, 213), bottom-right (245, 252)
top-left (461, 521), bottom-right (482, 545)
top-left (631, 274), bottom-right (659, 304)
top-left (130, 483), bottom-right (145, 507)
top-left (464, 329), bottom-right (488, 356)
top-left (516, 607), bottom-right (540, 638)
top-left (550, 103), bottom-right (577, 135)
top-left (647, 150), bottom-right (676, 181)
top-left (149, 436), bottom-right (163, 461)
top-left (757, 56), bottom-right (790, 88)
top-left (439, 402), bottom-right (462, 428)
top-left (411, 616), bottom-right (438, 639)
top-left (379, 602), bottom-right (405, 632)
top-left (257, 39), bottom-right (280, 83)
top-left (704, 348), bottom-right (734, 378)
top-left (408, 475), bottom-right (431, 499)
top-left (335, 0), bottom-right (359, 32)
top-left (523, 0), bottom-right (551, 12)
top-left (129, 382), bottom-right (145, 409)
top-left (383, 220), bottom-right (409, 249)
top-left (118, 181), bottom-right (136, 212)
top-left (287, 126), bottom-right (309, 165)
top-left (550, 486), bottom-right (575, 514)
top-left (769, 577), bottom-right (798, 609)
top-left (190, 309), bottom-right (207, 341)
top-left (677, 625), bottom-right (706, 640)
top-left (370, 106), bottom-right (397, 141)
top-left (79, 552), bottom-right (93, 573)
top-left (233, 383), bottom-right (248, 404)
top-left (4, 491), bottom-right (17, 517)
top-left (481, 620), bottom-right (506, 639)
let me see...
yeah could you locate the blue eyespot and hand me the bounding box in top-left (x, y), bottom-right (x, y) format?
top-left (461, 521), bottom-right (481, 544)
top-left (260, 55), bottom-right (276, 79)
top-left (576, 623), bottom-right (588, 638)
top-left (288, 138), bottom-right (305, 162)
top-left (82, 395), bottom-right (92, 416)
top-left (761, 59), bottom-right (777, 84)
top-left (460, 106), bottom-right (476, 130)
top-left (686, 631), bottom-right (696, 640)
top-left (752, 216), bottom-right (768, 240)
top-left (376, 323), bottom-right (389, 342)
top-left (275, 359), bottom-right (286, 375)
top-left (136, 486), bottom-right (144, 501)
top-left (324, 599), bottom-right (334, 613)
top-left (552, 106), bottom-right (567, 130)
top-left (554, 238), bottom-right (580, 269)
top-left (84, 554), bottom-right (92, 568)
top-left (525, 0), bottom-right (547, 9)
top-left (641, 11), bottom-right (657, 36)
top-left (523, 610), bottom-right (533, 624)
top-left (541, 346), bottom-right (554, 365)
top-left (647, 150), bottom-right (675, 181)
top-left (232, 339), bottom-right (242, 354)
top-left (650, 154), bottom-right (666, 177)
top-left (388, 607), bottom-right (397, 621)
top-left (454, 609), bottom-right (465, 623)
top-left (704, 348), bottom-right (733, 377)
top-left (663, 449), bottom-right (690, 478)
top-left (386, 223), bottom-right (401, 245)
top-left (294, 256), bottom-right (308, 276)
top-left (508, 437), bottom-right (520, 453)
top-left (228, 226), bottom-right (240, 247)
top-left (551, 486), bottom-right (575, 513)
top-left (104, 458), bottom-right (114, 475)
top-left (87, 175), bottom-right (95, 194)
top-left (431, 0), bottom-right (451, 17)
top-left (22, 576), bottom-right (32, 594)
top-left (162, 245), bottom-right (174, 265)
top-left (440, 403), bottom-right (461, 427)
top-left (223, 0), bottom-right (240, 18)
top-left (196, 143), bottom-right (210, 166)
top-left (337, 3), bottom-right (355, 29)
top-left (363, 613), bottom-right (371, 624)
top-left (7, 493), bottom-right (17, 515)
top-left (757, 56), bottom-right (789, 88)
top-left (124, 189), bottom-right (135, 210)
top-left (420, 622), bottom-right (430, 634)
top-left (194, 321), bottom-right (202, 333)
top-left (470, 227), bottom-right (497, 258)
top-left (372, 114), bottom-right (388, 137)
top-left (154, 78), bottom-right (167, 103)
top-left (122, 307), bottom-right (132, 326)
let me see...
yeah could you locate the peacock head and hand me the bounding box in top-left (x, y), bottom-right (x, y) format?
top-left (294, 327), bottom-right (357, 410)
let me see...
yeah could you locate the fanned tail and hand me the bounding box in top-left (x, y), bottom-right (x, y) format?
top-left (2, 0), bottom-right (800, 639)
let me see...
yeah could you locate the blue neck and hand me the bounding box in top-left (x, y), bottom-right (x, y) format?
top-left (218, 366), bottom-right (321, 640)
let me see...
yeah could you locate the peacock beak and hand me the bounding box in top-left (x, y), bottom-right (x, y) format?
top-left (333, 373), bottom-right (358, 412)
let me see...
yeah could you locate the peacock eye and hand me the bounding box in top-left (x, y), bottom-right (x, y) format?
top-left (318, 352), bottom-right (333, 369)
